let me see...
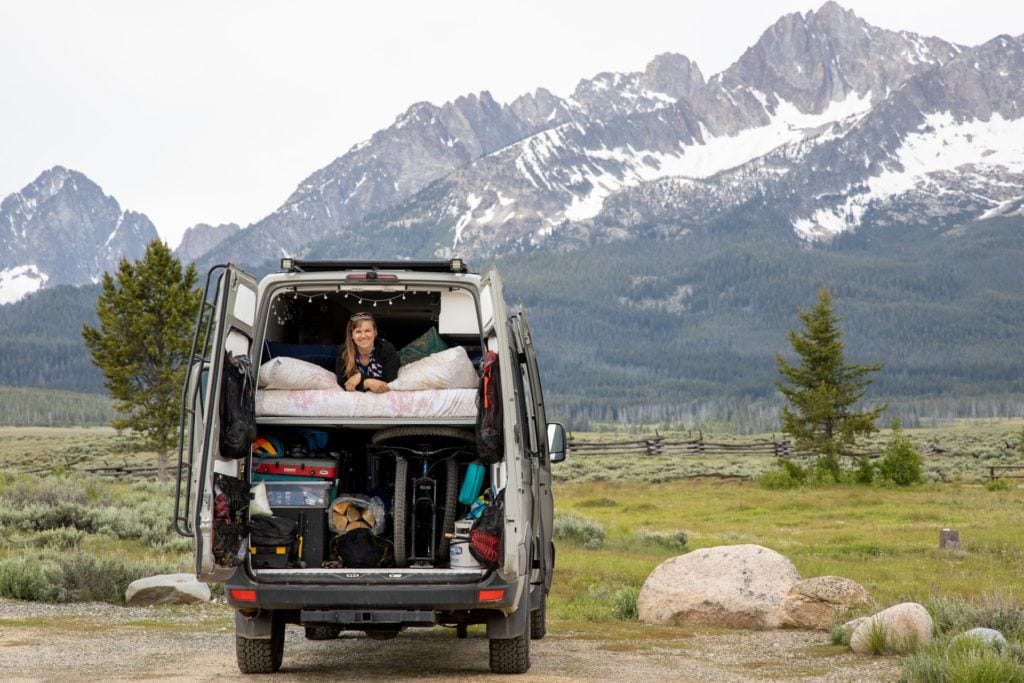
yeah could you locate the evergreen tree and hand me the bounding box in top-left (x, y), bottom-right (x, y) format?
top-left (82, 240), bottom-right (201, 481)
top-left (776, 287), bottom-right (884, 477)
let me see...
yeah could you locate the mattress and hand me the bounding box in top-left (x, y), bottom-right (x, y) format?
top-left (256, 387), bottom-right (478, 419)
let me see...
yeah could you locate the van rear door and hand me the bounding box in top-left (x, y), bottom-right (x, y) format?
top-left (510, 306), bottom-right (555, 593)
top-left (187, 265), bottom-right (257, 582)
top-left (482, 269), bottom-right (529, 580)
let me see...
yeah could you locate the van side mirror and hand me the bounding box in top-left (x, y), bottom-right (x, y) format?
top-left (547, 423), bottom-right (567, 463)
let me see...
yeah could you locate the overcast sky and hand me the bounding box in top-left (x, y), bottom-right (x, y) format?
top-left (1, 1), bottom-right (1021, 248)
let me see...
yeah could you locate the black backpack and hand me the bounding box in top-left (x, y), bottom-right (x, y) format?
top-left (220, 351), bottom-right (256, 460)
top-left (212, 473), bottom-right (249, 566)
top-left (469, 489), bottom-right (504, 569)
top-left (476, 351), bottom-right (503, 465)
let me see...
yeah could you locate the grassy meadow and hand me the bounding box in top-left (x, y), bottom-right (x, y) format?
top-left (1, 423), bottom-right (1023, 678)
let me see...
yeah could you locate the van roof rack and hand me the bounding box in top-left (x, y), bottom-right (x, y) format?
top-left (280, 258), bottom-right (469, 274)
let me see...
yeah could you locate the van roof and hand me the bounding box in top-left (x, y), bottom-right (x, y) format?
top-left (279, 258), bottom-right (470, 274)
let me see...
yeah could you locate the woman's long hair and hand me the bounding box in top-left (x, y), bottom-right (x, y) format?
top-left (340, 314), bottom-right (376, 380)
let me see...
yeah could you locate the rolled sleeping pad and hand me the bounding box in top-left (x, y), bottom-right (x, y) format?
top-left (458, 461), bottom-right (485, 506)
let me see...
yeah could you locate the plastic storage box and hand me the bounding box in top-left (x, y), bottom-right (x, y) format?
top-left (263, 480), bottom-right (331, 508)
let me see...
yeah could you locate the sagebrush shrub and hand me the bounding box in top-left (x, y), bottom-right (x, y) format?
top-left (900, 635), bottom-right (1024, 683)
top-left (553, 512), bottom-right (606, 549)
top-left (0, 549), bottom-right (184, 604)
top-left (639, 530), bottom-right (689, 551)
top-left (27, 526), bottom-right (85, 550)
top-left (927, 593), bottom-right (1024, 641)
top-left (0, 555), bottom-right (62, 601)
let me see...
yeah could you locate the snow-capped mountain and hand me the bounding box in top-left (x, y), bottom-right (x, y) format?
top-left (199, 90), bottom-right (573, 265)
top-left (194, 0), bottom-right (1024, 266)
top-left (0, 167), bottom-right (157, 304)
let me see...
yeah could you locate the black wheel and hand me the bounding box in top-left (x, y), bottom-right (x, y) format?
top-left (393, 456), bottom-right (408, 567)
top-left (530, 591), bottom-right (547, 640)
top-left (437, 457), bottom-right (459, 560)
top-left (489, 630), bottom-right (531, 674)
top-left (371, 425), bottom-right (475, 445)
top-left (235, 613), bottom-right (285, 674)
top-left (304, 624), bottom-right (341, 640)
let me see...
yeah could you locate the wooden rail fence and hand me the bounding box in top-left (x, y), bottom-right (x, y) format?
top-left (568, 434), bottom-right (794, 458)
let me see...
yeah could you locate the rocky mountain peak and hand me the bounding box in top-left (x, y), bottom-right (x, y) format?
top-left (641, 53), bottom-right (705, 99)
top-left (509, 87), bottom-right (574, 129)
top-left (718, 2), bottom-right (959, 116)
top-left (0, 167), bottom-right (157, 303)
top-left (174, 222), bottom-right (241, 266)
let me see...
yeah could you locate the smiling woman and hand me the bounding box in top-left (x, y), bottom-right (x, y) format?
top-left (336, 313), bottom-right (399, 393)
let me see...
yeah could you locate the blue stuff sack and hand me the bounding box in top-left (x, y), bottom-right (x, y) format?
top-left (458, 461), bottom-right (485, 506)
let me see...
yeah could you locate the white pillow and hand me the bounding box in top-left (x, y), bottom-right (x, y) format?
top-left (390, 346), bottom-right (478, 391)
top-left (258, 356), bottom-right (338, 390)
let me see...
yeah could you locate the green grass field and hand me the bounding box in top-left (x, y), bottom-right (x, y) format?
top-left (2, 424), bottom-right (1022, 678)
top-left (551, 479), bottom-right (1024, 619)
top-left (2, 423), bottom-right (1020, 610)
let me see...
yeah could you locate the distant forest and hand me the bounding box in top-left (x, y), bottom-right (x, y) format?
top-left (2, 215), bottom-right (1023, 430)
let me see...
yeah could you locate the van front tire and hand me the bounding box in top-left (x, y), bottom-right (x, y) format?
top-left (236, 616), bottom-right (284, 673)
top-left (530, 591), bottom-right (547, 640)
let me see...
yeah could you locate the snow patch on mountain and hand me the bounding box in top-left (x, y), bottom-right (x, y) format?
top-left (794, 112), bottom-right (1024, 239)
top-left (868, 112), bottom-right (1024, 198)
top-left (560, 90), bottom-right (874, 223)
top-left (0, 265), bottom-right (48, 305)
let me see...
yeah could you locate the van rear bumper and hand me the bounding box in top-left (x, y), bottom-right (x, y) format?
top-left (224, 566), bottom-right (521, 614)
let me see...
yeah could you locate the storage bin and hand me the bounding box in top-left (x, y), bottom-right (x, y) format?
top-left (263, 480), bottom-right (331, 508)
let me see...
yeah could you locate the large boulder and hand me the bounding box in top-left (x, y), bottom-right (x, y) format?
top-left (850, 602), bottom-right (933, 654)
top-left (637, 544), bottom-right (799, 629)
top-left (779, 576), bottom-right (874, 629)
top-left (125, 573), bottom-right (211, 606)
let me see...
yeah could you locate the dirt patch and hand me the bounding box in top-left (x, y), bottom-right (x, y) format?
top-left (0, 598), bottom-right (901, 681)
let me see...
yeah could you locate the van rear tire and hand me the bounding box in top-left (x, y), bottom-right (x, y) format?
top-left (489, 629), bottom-right (531, 674)
top-left (235, 615), bottom-right (284, 673)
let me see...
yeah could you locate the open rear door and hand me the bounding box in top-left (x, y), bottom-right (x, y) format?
top-left (510, 306), bottom-right (555, 593)
top-left (190, 265), bottom-right (257, 582)
top-left (481, 268), bottom-right (529, 581)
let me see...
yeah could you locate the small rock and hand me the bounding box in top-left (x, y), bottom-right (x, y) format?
top-left (955, 627), bottom-right (1007, 648)
top-left (125, 573), bottom-right (211, 606)
top-left (637, 544), bottom-right (800, 629)
top-left (850, 602), bottom-right (933, 654)
top-left (780, 576), bottom-right (874, 630)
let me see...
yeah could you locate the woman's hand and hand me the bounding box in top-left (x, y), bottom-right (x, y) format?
top-left (344, 373), bottom-right (362, 392)
top-left (363, 379), bottom-right (390, 394)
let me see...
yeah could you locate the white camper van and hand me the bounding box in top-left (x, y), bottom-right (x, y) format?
top-left (174, 259), bottom-right (564, 675)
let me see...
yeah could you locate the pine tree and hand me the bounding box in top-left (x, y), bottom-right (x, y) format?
top-left (82, 240), bottom-right (201, 481)
top-left (776, 287), bottom-right (885, 478)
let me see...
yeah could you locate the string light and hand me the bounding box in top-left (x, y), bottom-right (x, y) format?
top-left (277, 290), bottom-right (426, 305)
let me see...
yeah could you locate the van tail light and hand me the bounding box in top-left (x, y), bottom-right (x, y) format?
top-left (230, 589), bottom-right (257, 602)
top-left (478, 589), bottom-right (505, 602)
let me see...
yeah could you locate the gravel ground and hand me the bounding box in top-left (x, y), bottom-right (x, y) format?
top-left (0, 598), bottom-right (902, 681)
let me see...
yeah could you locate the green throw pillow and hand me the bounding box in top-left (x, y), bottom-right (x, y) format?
top-left (398, 327), bottom-right (449, 366)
